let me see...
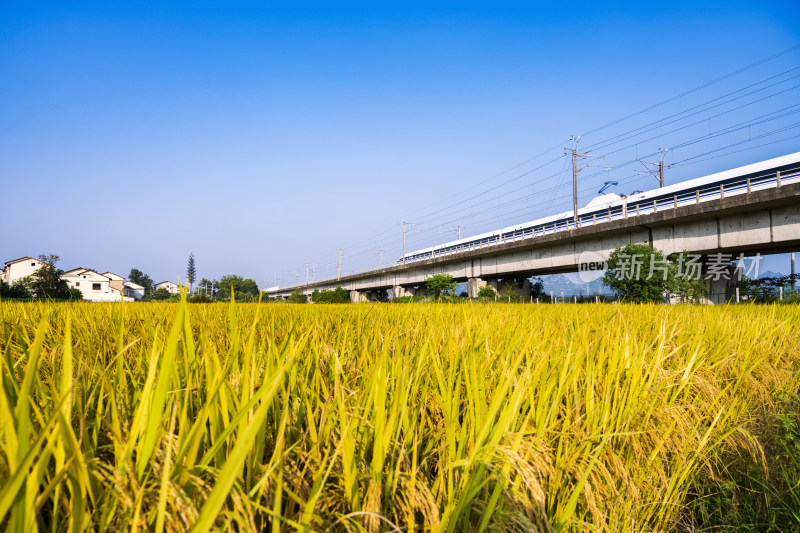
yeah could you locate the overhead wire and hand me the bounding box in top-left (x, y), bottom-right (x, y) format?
top-left (285, 45), bottom-right (800, 281)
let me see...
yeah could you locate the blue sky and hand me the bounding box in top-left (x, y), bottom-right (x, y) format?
top-left (1, 1), bottom-right (799, 285)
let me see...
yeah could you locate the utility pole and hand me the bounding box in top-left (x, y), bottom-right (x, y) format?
top-left (792, 252), bottom-right (796, 290)
top-left (566, 136), bottom-right (589, 229)
top-left (338, 248), bottom-right (344, 280)
top-left (305, 262), bottom-right (310, 285)
top-left (399, 218), bottom-right (419, 265)
top-left (377, 248), bottom-right (383, 266)
top-left (639, 148), bottom-right (672, 188)
top-left (571, 140), bottom-right (579, 228)
top-left (402, 218), bottom-right (407, 265)
top-left (565, 136), bottom-right (610, 228)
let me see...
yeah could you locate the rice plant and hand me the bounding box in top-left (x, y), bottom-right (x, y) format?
top-left (1, 297), bottom-right (798, 531)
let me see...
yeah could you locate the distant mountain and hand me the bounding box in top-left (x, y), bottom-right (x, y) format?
top-left (538, 273), bottom-right (614, 298)
top-left (757, 270), bottom-right (786, 279)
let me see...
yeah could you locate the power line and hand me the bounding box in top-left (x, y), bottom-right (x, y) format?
top-left (579, 43), bottom-right (800, 138)
top-left (294, 79), bottom-right (800, 273)
top-left (584, 71), bottom-right (800, 153)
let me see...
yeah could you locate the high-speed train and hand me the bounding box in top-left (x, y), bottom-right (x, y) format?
top-left (398, 152), bottom-right (800, 264)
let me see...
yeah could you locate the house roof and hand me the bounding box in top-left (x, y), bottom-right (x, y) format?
top-left (61, 268), bottom-right (110, 279)
top-left (4, 256), bottom-right (36, 266)
top-left (123, 281), bottom-right (145, 289)
top-left (155, 281), bottom-right (178, 286)
top-left (102, 272), bottom-right (125, 280)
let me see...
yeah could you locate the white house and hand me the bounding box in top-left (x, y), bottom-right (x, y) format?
top-left (154, 281), bottom-right (181, 294)
top-left (102, 272), bottom-right (124, 282)
top-left (2, 256), bottom-right (44, 286)
top-left (123, 281), bottom-right (145, 300)
top-left (102, 272), bottom-right (128, 300)
top-left (60, 269), bottom-right (132, 302)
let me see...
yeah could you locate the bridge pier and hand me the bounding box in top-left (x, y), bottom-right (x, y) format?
top-left (466, 277), bottom-right (488, 298)
top-left (468, 277), bottom-right (531, 299)
top-left (392, 285), bottom-right (415, 298)
top-left (369, 289), bottom-right (389, 302)
top-left (702, 260), bottom-right (739, 304)
top-left (487, 279), bottom-right (501, 294)
top-left (500, 278), bottom-right (532, 297)
top-left (350, 290), bottom-right (385, 303)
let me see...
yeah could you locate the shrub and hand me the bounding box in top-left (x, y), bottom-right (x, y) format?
top-left (287, 289), bottom-right (307, 303)
top-left (1, 280), bottom-right (31, 299)
top-left (477, 285), bottom-right (496, 298)
top-left (312, 286), bottom-right (350, 303)
top-left (153, 288), bottom-right (171, 300)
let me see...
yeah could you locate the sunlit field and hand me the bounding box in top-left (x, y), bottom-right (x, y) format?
top-left (1, 299), bottom-right (799, 532)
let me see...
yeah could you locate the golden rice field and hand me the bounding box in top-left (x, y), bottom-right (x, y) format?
top-left (1, 299), bottom-right (799, 532)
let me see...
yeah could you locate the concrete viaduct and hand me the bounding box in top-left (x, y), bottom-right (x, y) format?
top-left (272, 180), bottom-right (800, 303)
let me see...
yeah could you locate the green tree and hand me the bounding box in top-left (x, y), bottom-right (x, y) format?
top-left (740, 273), bottom-right (799, 301)
top-left (426, 273), bottom-right (457, 299)
top-left (603, 243), bottom-right (706, 303)
top-left (69, 287), bottom-right (83, 300)
top-left (153, 287), bottom-right (171, 300)
top-left (187, 253), bottom-right (196, 293)
top-left (128, 268), bottom-right (154, 297)
top-left (29, 263), bottom-right (71, 299)
top-left (603, 243), bottom-right (668, 302)
top-left (334, 285), bottom-right (349, 302)
top-left (668, 251), bottom-right (708, 303)
top-left (38, 254), bottom-right (60, 267)
top-left (530, 277), bottom-right (546, 300)
top-left (0, 280), bottom-right (31, 299)
top-left (288, 288), bottom-right (307, 303)
top-left (312, 286), bottom-right (350, 303)
top-left (216, 275), bottom-right (260, 301)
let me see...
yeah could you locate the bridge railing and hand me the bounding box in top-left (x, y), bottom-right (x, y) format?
top-left (275, 165), bottom-right (800, 293)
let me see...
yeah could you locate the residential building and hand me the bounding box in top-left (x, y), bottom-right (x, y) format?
top-left (2, 256), bottom-right (44, 286)
top-left (123, 281), bottom-right (145, 300)
top-left (155, 281), bottom-right (181, 294)
top-left (60, 269), bottom-right (132, 302)
top-left (102, 272), bottom-right (126, 298)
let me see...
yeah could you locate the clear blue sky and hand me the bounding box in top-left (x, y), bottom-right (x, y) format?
top-left (2, 1), bottom-right (799, 285)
